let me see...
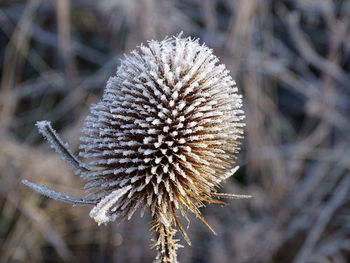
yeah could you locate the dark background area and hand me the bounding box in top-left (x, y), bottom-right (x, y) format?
top-left (0, 0), bottom-right (349, 262)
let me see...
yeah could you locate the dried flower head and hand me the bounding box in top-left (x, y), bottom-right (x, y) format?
top-left (22, 35), bottom-right (249, 263)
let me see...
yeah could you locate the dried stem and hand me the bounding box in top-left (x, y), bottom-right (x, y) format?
top-left (152, 216), bottom-right (182, 263)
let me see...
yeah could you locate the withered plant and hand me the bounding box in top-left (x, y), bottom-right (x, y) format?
top-left (22, 35), bottom-right (249, 263)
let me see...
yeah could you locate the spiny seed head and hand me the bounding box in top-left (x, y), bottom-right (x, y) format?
top-left (78, 35), bottom-right (245, 227)
top-left (22, 34), bottom-right (247, 263)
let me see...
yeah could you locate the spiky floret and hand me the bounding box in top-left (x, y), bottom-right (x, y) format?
top-left (22, 35), bottom-right (248, 263)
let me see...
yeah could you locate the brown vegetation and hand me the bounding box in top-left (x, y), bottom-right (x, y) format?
top-left (0, 0), bottom-right (349, 262)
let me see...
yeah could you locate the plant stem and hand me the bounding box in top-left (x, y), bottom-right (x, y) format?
top-left (152, 216), bottom-right (180, 263)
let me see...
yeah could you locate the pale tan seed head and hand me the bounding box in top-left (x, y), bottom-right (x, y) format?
top-left (78, 36), bottom-right (245, 228)
top-left (23, 35), bottom-right (248, 263)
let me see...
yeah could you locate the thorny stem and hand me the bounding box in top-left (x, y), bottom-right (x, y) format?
top-left (152, 216), bottom-right (181, 263)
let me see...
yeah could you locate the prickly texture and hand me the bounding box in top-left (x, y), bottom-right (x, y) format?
top-left (23, 35), bottom-right (247, 263)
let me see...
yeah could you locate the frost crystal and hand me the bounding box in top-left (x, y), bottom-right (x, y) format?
top-left (23, 35), bottom-right (249, 263)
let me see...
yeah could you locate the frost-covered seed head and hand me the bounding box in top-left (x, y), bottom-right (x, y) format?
top-left (23, 34), bottom-right (248, 263)
top-left (78, 35), bottom-right (245, 228)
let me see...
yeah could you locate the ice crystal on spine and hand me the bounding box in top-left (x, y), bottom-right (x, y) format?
top-left (22, 35), bottom-right (249, 263)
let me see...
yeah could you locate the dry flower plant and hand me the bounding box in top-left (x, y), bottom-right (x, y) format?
top-left (22, 35), bottom-right (250, 263)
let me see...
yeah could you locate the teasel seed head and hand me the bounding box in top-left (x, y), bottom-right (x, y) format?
top-left (22, 34), bottom-right (249, 263)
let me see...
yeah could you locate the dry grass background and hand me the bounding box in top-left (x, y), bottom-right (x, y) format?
top-left (0, 0), bottom-right (350, 262)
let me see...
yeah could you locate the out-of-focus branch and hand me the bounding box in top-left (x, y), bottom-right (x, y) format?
top-left (0, 0), bottom-right (40, 132)
top-left (293, 176), bottom-right (350, 263)
top-left (286, 11), bottom-right (348, 84)
top-left (55, 0), bottom-right (76, 90)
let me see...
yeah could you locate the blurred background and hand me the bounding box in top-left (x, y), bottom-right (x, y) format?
top-left (0, 0), bottom-right (350, 262)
